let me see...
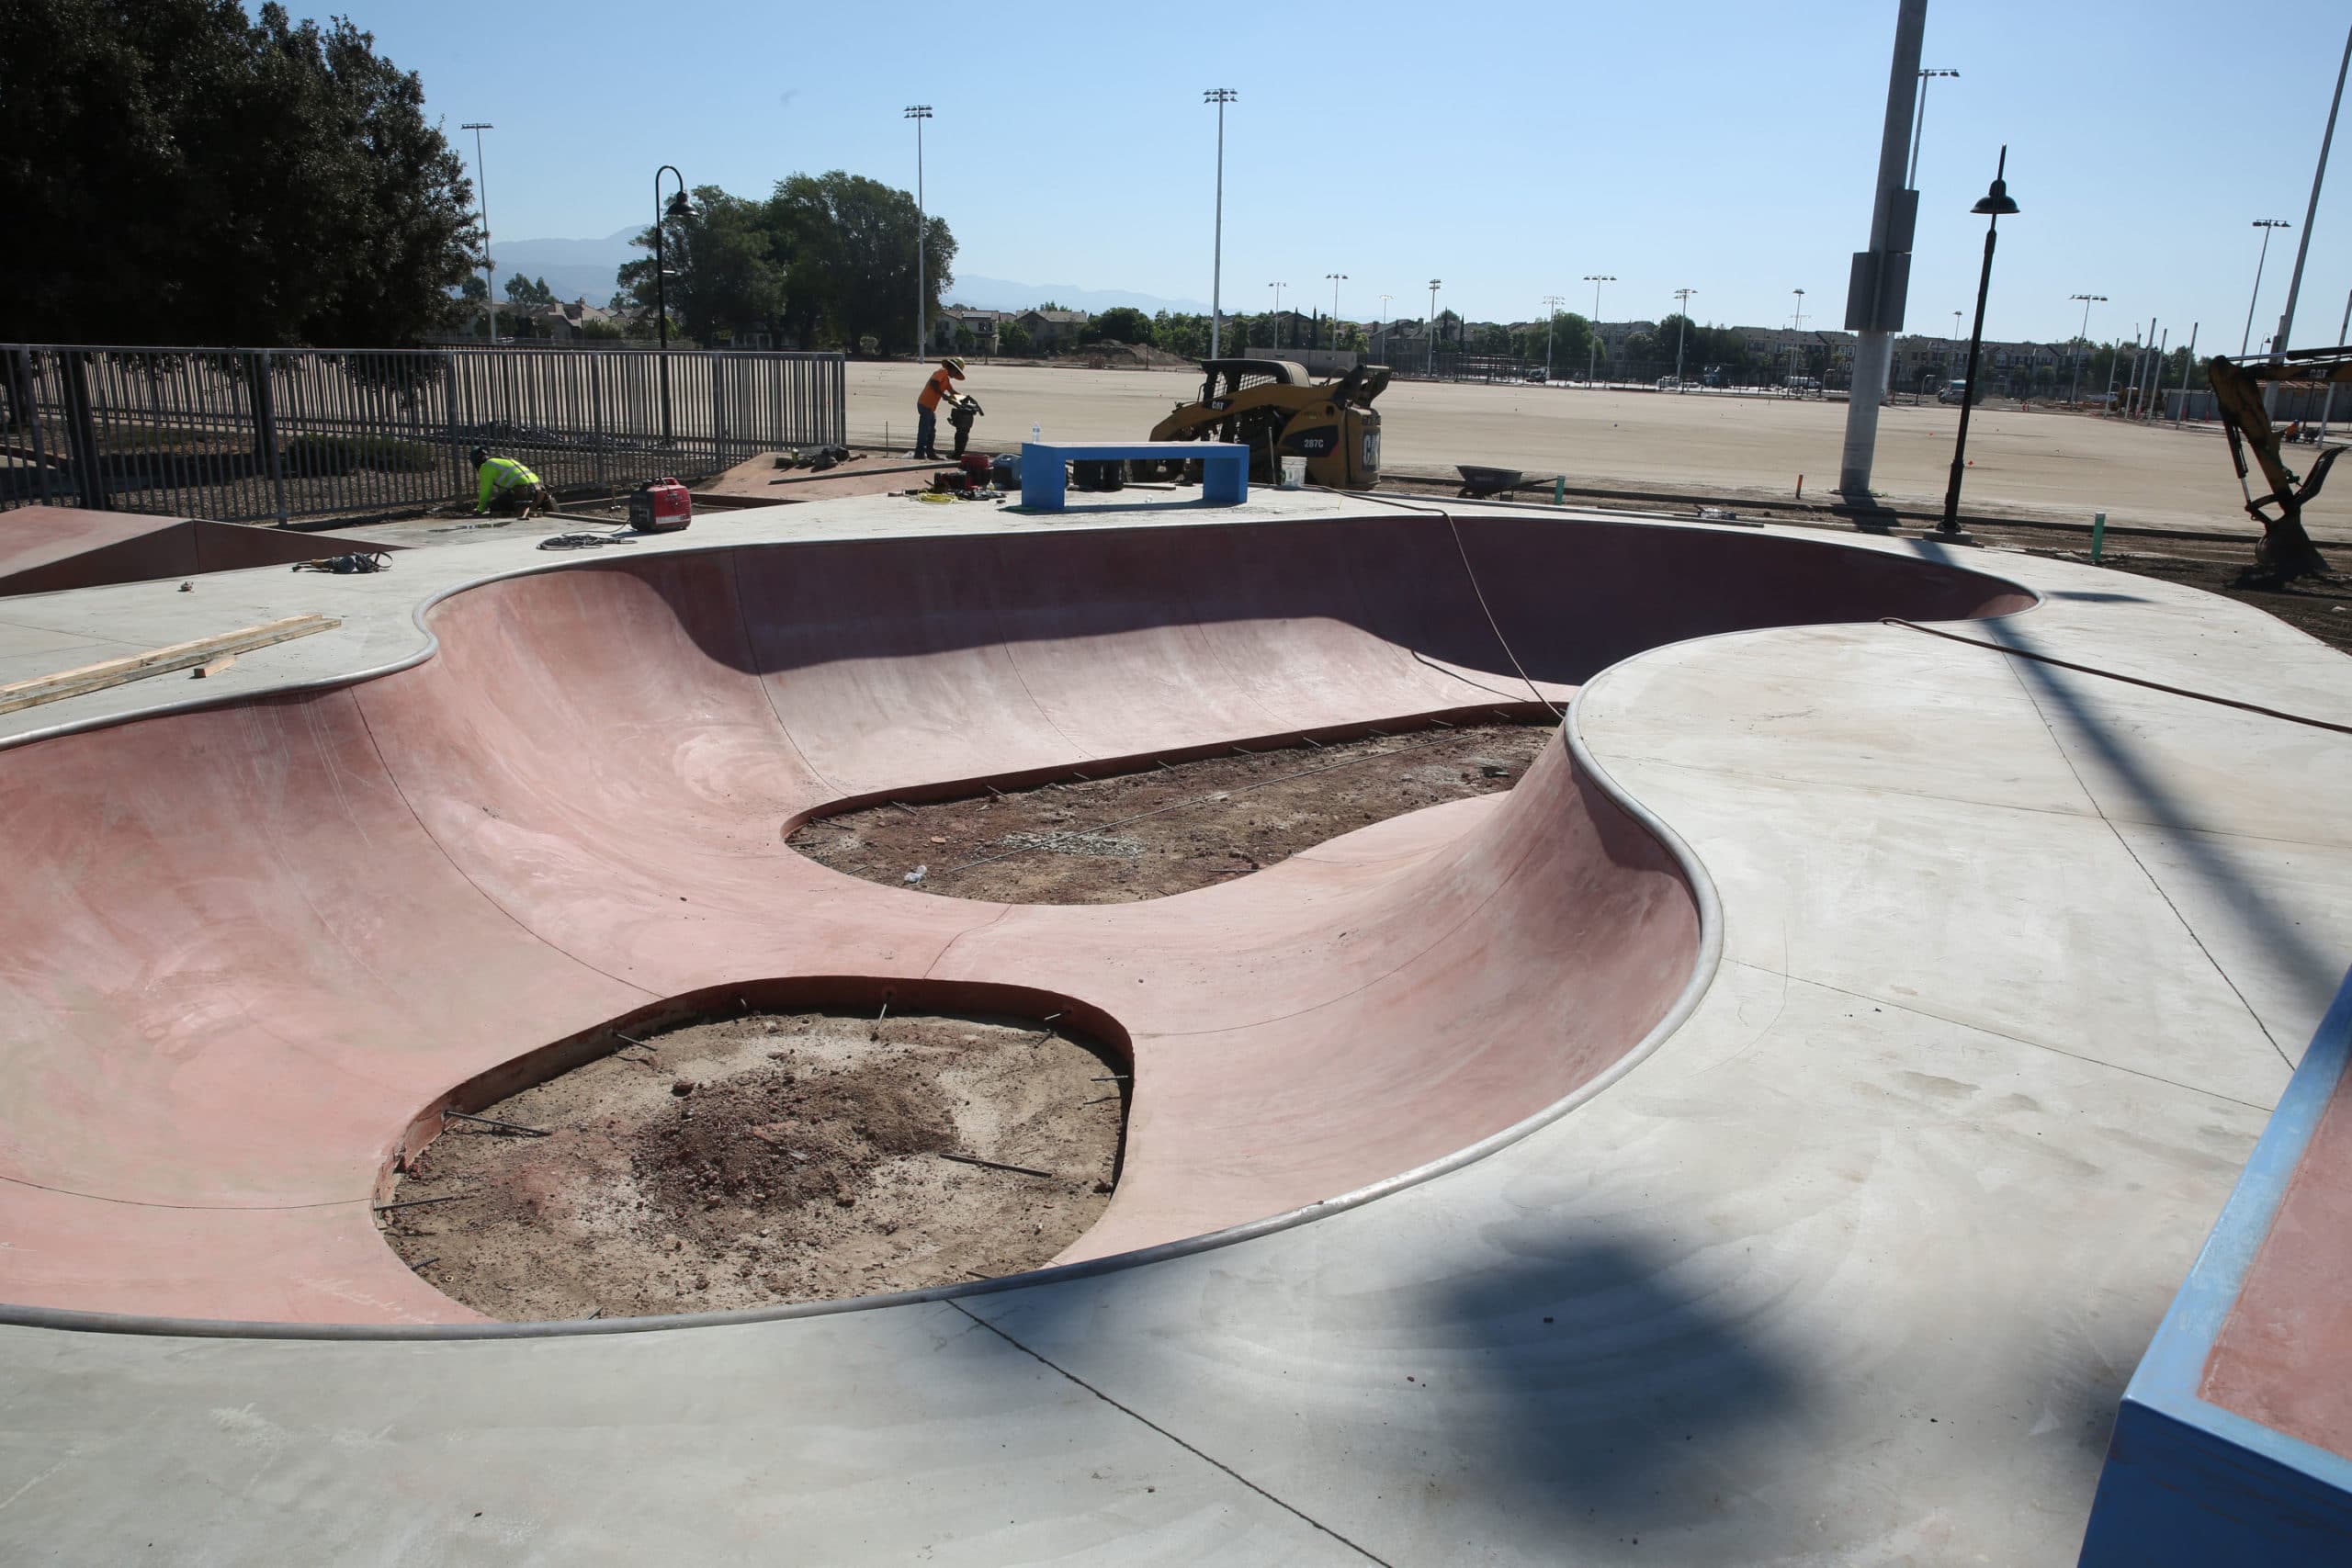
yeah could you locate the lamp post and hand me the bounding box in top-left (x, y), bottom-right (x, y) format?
top-left (1792, 288), bottom-right (1806, 331)
top-left (1933, 145), bottom-right (2019, 542)
top-left (1427, 279), bottom-right (1442, 376)
top-left (1583, 275), bottom-right (1612, 383)
top-left (1268, 281), bottom-right (1285, 349)
top-left (652, 165), bottom-right (694, 446)
top-left (1540, 294), bottom-right (1566, 381)
top-left (1204, 90), bottom-right (1237, 358)
top-left (1326, 273), bottom-right (1347, 351)
top-left (2241, 220), bottom-right (2292, 355)
top-left (1378, 293), bottom-right (1392, 364)
top-left (2067, 292), bottom-right (2107, 406)
top-left (1671, 288), bottom-right (1695, 385)
top-left (1907, 68), bottom-right (1960, 186)
top-left (904, 107), bottom-right (933, 358)
top-left (462, 122), bottom-right (495, 343)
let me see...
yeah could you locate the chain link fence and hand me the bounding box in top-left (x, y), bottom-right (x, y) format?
top-left (1, 344), bottom-right (846, 525)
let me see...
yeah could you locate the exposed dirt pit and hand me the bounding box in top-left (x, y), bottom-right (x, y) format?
top-left (791, 715), bottom-right (1560, 904)
top-left (379, 1008), bottom-right (1125, 1322)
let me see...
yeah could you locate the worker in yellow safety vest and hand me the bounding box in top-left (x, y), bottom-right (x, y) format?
top-left (914, 357), bottom-right (967, 460)
top-left (470, 447), bottom-right (560, 515)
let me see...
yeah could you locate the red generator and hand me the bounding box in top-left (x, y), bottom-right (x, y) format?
top-left (628, 477), bottom-right (693, 533)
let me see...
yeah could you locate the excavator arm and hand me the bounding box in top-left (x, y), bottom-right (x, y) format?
top-left (2207, 349), bottom-right (2346, 580)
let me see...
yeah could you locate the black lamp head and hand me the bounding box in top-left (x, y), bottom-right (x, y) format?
top-left (1972, 178), bottom-right (2019, 217)
top-left (663, 189), bottom-right (695, 221)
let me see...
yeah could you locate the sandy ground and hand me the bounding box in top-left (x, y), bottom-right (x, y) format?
top-left (379, 1009), bottom-right (1123, 1321)
top-left (792, 718), bottom-right (1555, 904)
top-left (843, 360), bottom-right (2348, 541)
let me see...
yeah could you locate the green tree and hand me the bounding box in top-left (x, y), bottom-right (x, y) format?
top-left (762, 172), bottom-right (954, 353)
top-left (2, 0), bottom-right (476, 345)
top-left (1000, 321), bottom-right (1033, 355)
top-left (1094, 306), bottom-right (1153, 345)
top-left (616, 185), bottom-right (785, 346)
top-left (505, 274), bottom-right (556, 306)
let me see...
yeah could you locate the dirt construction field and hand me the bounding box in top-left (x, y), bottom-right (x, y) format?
top-left (843, 360), bottom-right (2350, 543)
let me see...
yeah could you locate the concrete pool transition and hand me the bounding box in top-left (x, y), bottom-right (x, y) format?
top-left (0, 484), bottom-right (2347, 1563)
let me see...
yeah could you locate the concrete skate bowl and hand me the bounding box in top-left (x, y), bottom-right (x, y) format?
top-left (0, 513), bottom-right (2033, 1331)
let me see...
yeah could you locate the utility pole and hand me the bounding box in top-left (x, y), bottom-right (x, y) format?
top-left (1326, 274), bottom-right (1348, 351)
top-left (2165, 323), bottom-right (2197, 425)
top-left (1541, 294), bottom-right (1566, 381)
top-left (1838, 0), bottom-right (1927, 503)
top-left (1672, 288), bottom-right (1696, 384)
top-left (462, 122), bottom-right (495, 343)
top-left (2142, 326), bottom-right (2167, 421)
top-left (2273, 21), bottom-right (2352, 364)
top-left (1378, 293), bottom-right (1392, 363)
top-left (1583, 275), bottom-right (1613, 384)
top-left (1907, 67), bottom-right (1959, 186)
top-left (2243, 220), bottom-right (2291, 355)
top-left (2104, 329), bottom-right (2133, 416)
top-left (1268, 281), bottom-right (1285, 349)
top-left (2320, 289), bottom-right (2352, 440)
top-left (2132, 315), bottom-right (2155, 414)
top-left (2067, 293), bottom-right (2106, 405)
top-left (1427, 279), bottom-right (1442, 376)
top-left (905, 106), bottom-right (933, 358)
top-left (1792, 288), bottom-right (1806, 330)
top-left (1205, 90), bottom-right (1237, 359)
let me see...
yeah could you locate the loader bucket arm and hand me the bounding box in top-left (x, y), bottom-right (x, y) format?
top-left (2207, 351), bottom-right (2342, 580)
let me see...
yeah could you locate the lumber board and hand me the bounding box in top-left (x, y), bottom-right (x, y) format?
top-left (0, 614), bottom-right (337, 714)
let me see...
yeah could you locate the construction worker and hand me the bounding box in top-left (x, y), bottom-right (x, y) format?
top-left (914, 356), bottom-right (966, 460)
top-left (470, 447), bottom-right (558, 515)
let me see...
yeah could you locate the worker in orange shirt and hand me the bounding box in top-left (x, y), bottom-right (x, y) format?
top-left (915, 356), bottom-right (966, 460)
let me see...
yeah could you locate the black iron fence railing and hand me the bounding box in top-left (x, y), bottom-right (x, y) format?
top-left (0, 344), bottom-right (847, 524)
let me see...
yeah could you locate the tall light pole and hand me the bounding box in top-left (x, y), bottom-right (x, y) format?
top-left (1326, 273), bottom-right (1347, 351)
top-left (1378, 293), bottom-right (1393, 363)
top-left (904, 107), bottom-right (933, 358)
top-left (2272, 21), bottom-right (2352, 364)
top-left (1672, 288), bottom-right (1696, 384)
top-left (1907, 68), bottom-right (1960, 187)
top-left (1834, 0), bottom-right (1925, 501)
top-left (1792, 288), bottom-right (1806, 330)
top-left (1427, 279), bottom-right (1442, 375)
top-left (1268, 281), bottom-right (1285, 349)
top-left (2067, 292), bottom-right (2107, 405)
top-left (1541, 293), bottom-right (1566, 381)
top-left (1583, 274), bottom-right (1613, 383)
top-left (652, 166), bottom-right (693, 446)
top-left (1204, 89), bottom-right (1237, 359)
top-left (2241, 220), bottom-right (2292, 355)
top-left (461, 122), bottom-right (495, 343)
top-left (1934, 145), bottom-right (2020, 541)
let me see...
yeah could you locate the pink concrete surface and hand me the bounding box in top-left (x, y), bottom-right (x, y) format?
top-left (0, 505), bottom-right (387, 597)
top-left (2199, 1059), bottom-right (2352, 1461)
top-left (0, 513), bottom-right (2030, 1324)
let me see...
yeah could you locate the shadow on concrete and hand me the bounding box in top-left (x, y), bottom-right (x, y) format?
top-left (981, 1224), bottom-right (1809, 1552)
top-left (1412, 1228), bottom-right (1808, 1544)
top-left (2042, 590), bottom-right (2156, 604)
top-left (1944, 596), bottom-right (2348, 1050)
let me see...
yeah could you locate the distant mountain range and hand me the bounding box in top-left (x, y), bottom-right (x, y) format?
top-left (943, 276), bottom-right (1214, 316)
top-left (481, 230), bottom-right (1213, 318)
top-left (484, 228), bottom-right (639, 307)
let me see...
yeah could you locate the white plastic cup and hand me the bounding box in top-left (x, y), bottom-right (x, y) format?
top-left (1279, 457), bottom-right (1306, 489)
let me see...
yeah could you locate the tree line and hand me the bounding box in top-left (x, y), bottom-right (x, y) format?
top-left (609, 175), bottom-right (955, 353)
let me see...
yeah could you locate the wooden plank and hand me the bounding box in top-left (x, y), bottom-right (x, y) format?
top-left (0, 614), bottom-right (337, 715)
top-left (190, 653), bottom-right (237, 679)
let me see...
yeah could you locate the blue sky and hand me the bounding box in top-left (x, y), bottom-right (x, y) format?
top-left (333, 0), bottom-right (2351, 348)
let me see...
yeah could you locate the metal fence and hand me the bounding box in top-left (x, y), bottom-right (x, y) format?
top-left (1, 344), bottom-right (846, 524)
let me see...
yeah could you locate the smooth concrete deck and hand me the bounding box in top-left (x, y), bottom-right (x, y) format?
top-left (1, 489), bottom-right (2348, 1563)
